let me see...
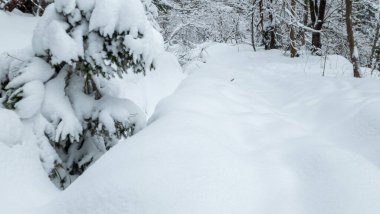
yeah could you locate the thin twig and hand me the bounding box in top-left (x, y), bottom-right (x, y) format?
top-left (6, 53), bottom-right (24, 62)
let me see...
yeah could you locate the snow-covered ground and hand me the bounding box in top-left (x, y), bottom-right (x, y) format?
top-left (2, 10), bottom-right (380, 214)
top-left (0, 11), bottom-right (38, 53)
top-left (27, 44), bottom-right (380, 214)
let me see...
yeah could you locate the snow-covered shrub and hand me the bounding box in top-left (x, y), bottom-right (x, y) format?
top-left (0, 0), bottom-right (163, 189)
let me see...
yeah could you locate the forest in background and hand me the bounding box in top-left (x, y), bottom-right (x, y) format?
top-left (1, 0), bottom-right (379, 76)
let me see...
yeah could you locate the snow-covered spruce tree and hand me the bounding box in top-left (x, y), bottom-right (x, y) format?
top-left (0, 0), bottom-right (163, 189)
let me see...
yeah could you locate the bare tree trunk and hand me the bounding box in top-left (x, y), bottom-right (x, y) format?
top-left (251, 11), bottom-right (257, 52)
top-left (345, 0), bottom-right (361, 78)
top-left (309, 0), bottom-right (318, 51)
top-left (309, 0), bottom-right (316, 25)
top-left (290, 0), bottom-right (297, 57)
top-left (259, 0), bottom-right (268, 49)
top-left (301, 0), bottom-right (309, 46)
top-left (310, 0), bottom-right (326, 54)
top-left (369, 22), bottom-right (380, 70)
top-left (269, 0), bottom-right (276, 49)
top-left (259, 0), bottom-right (276, 50)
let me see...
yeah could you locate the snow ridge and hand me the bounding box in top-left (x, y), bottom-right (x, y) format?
top-left (31, 44), bottom-right (380, 214)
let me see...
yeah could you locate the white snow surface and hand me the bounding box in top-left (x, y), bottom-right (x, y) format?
top-left (0, 115), bottom-right (58, 213)
top-left (105, 51), bottom-right (185, 117)
top-left (29, 44), bottom-right (380, 214)
top-left (0, 109), bottom-right (23, 146)
top-left (0, 11), bottom-right (38, 53)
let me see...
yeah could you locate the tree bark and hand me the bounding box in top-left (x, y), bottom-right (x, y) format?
top-left (369, 22), bottom-right (380, 70)
top-left (345, 0), bottom-right (361, 78)
top-left (310, 0), bottom-right (326, 53)
top-left (259, 0), bottom-right (267, 49)
top-left (259, 0), bottom-right (276, 50)
top-left (290, 0), bottom-right (297, 57)
top-left (269, 0), bottom-right (276, 49)
top-left (251, 11), bottom-right (257, 52)
top-left (301, 0), bottom-right (309, 46)
top-left (309, 0), bottom-right (316, 25)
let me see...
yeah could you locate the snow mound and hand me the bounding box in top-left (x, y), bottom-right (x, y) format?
top-left (0, 109), bottom-right (23, 146)
top-left (31, 44), bottom-right (380, 214)
top-left (0, 126), bottom-right (58, 214)
top-left (105, 51), bottom-right (185, 116)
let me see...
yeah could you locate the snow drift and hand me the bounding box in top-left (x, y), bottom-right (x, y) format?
top-left (31, 44), bottom-right (380, 214)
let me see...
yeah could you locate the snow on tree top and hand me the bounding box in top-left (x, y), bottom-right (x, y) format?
top-left (89, 0), bottom-right (147, 36)
top-left (33, 0), bottom-right (163, 71)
